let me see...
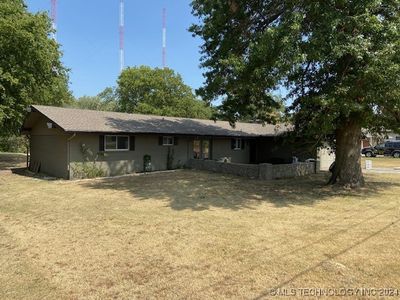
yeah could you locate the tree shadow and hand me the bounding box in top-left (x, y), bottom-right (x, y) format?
top-left (0, 153), bottom-right (26, 170)
top-left (79, 170), bottom-right (399, 211)
top-left (9, 168), bottom-right (58, 181)
top-left (103, 116), bottom-right (284, 137)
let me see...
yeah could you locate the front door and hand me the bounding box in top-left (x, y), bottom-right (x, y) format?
top-left (249, 140), bottom-right (257, 163)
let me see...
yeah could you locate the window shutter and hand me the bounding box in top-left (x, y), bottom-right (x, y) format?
top-left (99, 135), bottom-right (105, 151)
top-left (231, 138), bottom-right (235, 150)
top-left (209, 139), bottom-right (213, 160)
top-left (159, 136), bottom-right (163, 145)
top-left (129, 136), bottom-right (135, 151)
top-left (174, 137), bottom-right (178, 146)
top-left (241, 139), bottom-right (245, 150)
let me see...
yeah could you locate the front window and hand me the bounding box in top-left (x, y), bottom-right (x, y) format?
top-left (234, 138), bottom-right (242, 150)
top-left (163, 136), bottom-right (174, 146)
top-left (105, 135), bottom-right (129, 151)
top-left (202, 140), bottom-right (210, 159)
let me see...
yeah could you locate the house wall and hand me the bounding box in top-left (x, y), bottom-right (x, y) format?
top-left (68, 134), bottom-right (192, 178)
top-left (255, 138), bottom-right (316, 164)
top-left (212, 138), bottom-right (250, 163)
top-left (27, 117), bottom-right (254, 179)
top-left (68, 135), bottom-right (251, 179)
top-left (29, 117), bottom-right (68, 178)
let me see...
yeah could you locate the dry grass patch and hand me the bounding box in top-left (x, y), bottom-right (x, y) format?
top-left (0, 164), bottom-right (400, 299)
top-left (361, 156), bottom-right (400, 169)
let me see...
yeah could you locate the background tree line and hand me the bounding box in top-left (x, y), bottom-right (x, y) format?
top-left (70, 66), bottom-right (214, 120)
top-left (0, 1), bottom-right (214, 152)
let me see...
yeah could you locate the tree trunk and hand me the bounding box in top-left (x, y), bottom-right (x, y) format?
top-left (328, 118), bottom-right (364, 187)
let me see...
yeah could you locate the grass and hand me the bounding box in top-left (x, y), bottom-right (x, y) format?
top-left (1, 154), bottom-right (400, 299)
top-left (0, 152), bottom-right (26, 170)
top-left (361, 156), bottom-right (400, 169)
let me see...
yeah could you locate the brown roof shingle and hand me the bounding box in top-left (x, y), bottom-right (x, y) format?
top-left (27, 105), bottom-right (289, 137)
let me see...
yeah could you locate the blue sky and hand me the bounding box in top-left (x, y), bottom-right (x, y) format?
top-left (26, 0), bottom-right (204, 98)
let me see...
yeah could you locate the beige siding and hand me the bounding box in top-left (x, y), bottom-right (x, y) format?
top-left (29, 117), bottom-right (68, 178)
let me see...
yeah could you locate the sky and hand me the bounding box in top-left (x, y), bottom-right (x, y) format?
top-left (25, 0), bottom-right (204, 98)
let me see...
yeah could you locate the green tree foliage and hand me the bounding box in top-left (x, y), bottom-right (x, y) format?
top-left (0, 0), bottom-right (71, 135)
top-left (117, 66), bottom-right (213, 119)
top-left (190, 0), bottom-right (400, 186)
top-left (71, 88), bottom-right (118, 111)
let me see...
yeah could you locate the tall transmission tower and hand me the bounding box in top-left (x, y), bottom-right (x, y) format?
top-left (50, 0), bottom-right (57, 40)
top-left (119, 0), bottom-right (125, 72)
top-left (162, 8), bottom-right (166, 68)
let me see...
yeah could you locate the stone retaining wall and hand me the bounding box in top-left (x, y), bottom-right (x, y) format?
top-left (187, 159), bottom-right (260, 178)
top-left (187, 159), bottom-right (316, 180)
top-left (271, 162), bottom-right (316, 179)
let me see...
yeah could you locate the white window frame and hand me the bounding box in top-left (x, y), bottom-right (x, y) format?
top-left (234, 138), bottom-right (242, 150)
top-left (162, 136), bottom-right (174, 146)
top-left (105, 135), bottom-right (130, 151)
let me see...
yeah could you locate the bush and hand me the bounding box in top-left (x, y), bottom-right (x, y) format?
top-left (70, 143), bottom-right (106, 179)
top-left (71, 163), bottom-right (106, 179)
top-left (0, 136), bottom-right (28, 153)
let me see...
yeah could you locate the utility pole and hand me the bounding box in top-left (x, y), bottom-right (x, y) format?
top-left (119, 0), bottom-right (125, 72)
top-left (51, 0), bottom-right (57, 40)
top-left (162, 8), bottom-right (166, 68)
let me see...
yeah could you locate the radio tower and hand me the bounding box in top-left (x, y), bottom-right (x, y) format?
top-left (50, 0), bottom-right (57, 40)
top-left (162, 8), bottom-right (166, 68)
top-left (119, 0), bottom-right (125, 72)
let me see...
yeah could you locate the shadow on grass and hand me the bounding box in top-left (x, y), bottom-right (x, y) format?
top-left (79, 170), bottom-right (399, 211)
top-left (0, 153), bottom-right (26, 170)
top-left (9, 168), bottom-right (58, 181)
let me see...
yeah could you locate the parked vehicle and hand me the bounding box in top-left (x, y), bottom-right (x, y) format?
top-left (361, 140), bottom-right (400, 158)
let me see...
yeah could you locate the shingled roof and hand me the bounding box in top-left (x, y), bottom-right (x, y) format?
top-left (24, 105), bottom-right (289, 137)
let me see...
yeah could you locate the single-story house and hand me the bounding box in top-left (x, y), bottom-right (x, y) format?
top-left (22, 105), bottom-right (313, 179)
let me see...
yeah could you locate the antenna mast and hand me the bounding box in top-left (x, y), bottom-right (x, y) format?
top-left (162, 8), bottom-right (166, 68)
top-left (51, 0), bottom-right (57, 40)
top-left (119, 0), bottom-right (125, 72)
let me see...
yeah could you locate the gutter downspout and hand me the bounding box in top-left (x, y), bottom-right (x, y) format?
top-left (26, 134), bottom-right (30, 169)
top-left (67, 133), bottom-right (76, 179)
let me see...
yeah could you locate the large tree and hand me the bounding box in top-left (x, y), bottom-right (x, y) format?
top-left (0, 0), bottom-right (71, 135)
top-left (117, 66), bottom-right (213, 119)
top-left (190, 0), bottom-right (400, 187)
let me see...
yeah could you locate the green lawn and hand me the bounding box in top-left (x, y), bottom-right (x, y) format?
top-left (1, 153), bottom-right (400, 299)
